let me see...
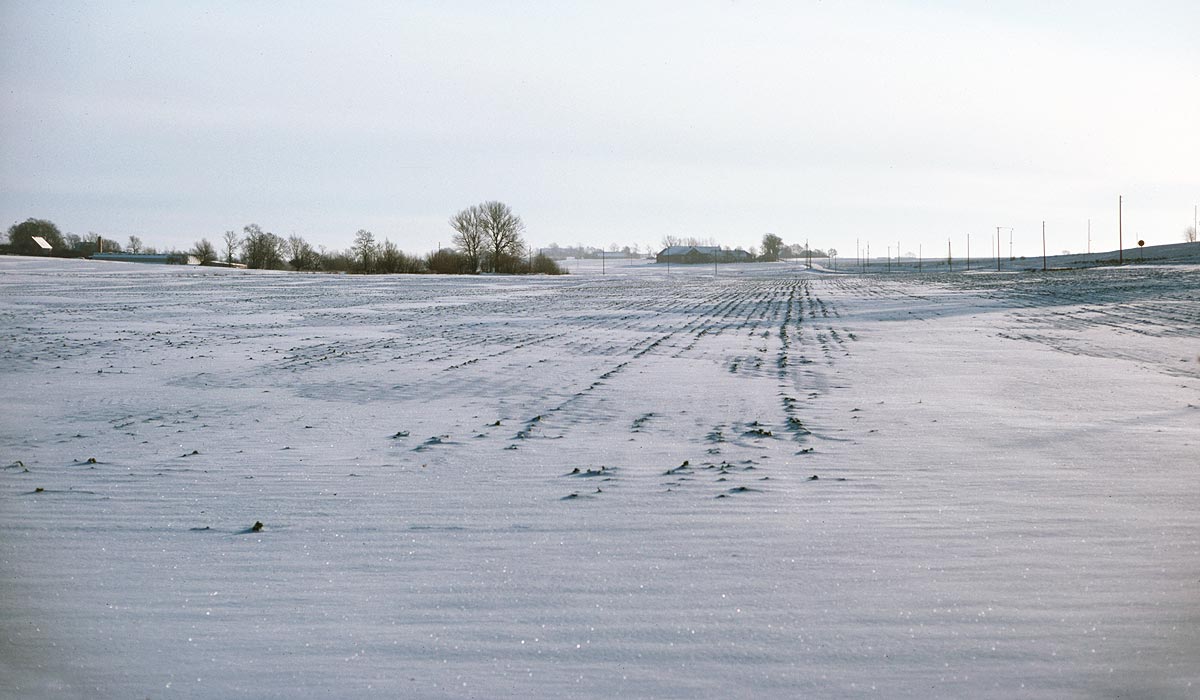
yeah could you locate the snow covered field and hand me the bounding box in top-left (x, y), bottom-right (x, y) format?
top-left (2, 256), bottom-right (1198, 698)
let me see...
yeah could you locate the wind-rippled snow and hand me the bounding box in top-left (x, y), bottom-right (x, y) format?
top-left (1, 257), bottom-right (1197, 698)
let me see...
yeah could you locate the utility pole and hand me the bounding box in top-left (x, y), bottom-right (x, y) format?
top-left (995, 227), bottom-right (1001, 271)
top-left (1087, 218), bottom-right (1091, 254)
top-left (967, 233), bottom-right (971, 271)
top-left (993, 227), bottom-right (1011, 271)
top-left (947, 238), bottom-right (952, 271)
top-left (918, 244), bottom-right (922, 272)
top-left (1042, 220), bottom-right (1047, 271)
top-left (1119, 195), bottom-right (1124, 265)
top-left (887, 246), bottom-right (891, 273)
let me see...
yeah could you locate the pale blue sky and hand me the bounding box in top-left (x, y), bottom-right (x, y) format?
top-left (2, 1), bottom-right (1197, 257)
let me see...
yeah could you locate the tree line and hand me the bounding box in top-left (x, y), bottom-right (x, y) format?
top-left (3, 201), bottom-right (566, 275)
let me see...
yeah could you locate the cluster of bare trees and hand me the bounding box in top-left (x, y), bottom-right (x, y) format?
top-left (450, 201), bottom-right (528, 273)
top-left (185, 202), bottom-right (563, 275)
top-left (760, 233), bottom-right (783, 261)
top-left (660, 235), bottom-right (718, 249)
top-left (348, 229), bottom-right (424, 274)
top-left (193, 225), bottom-right (401, 272)
top-left (539, 243), bottom-right (647, 260)
top-left (192, 238), bottom-right (217, 263)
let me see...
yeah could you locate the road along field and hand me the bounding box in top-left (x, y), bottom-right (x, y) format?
top-left (2, 257), bottom-right (1198, 698)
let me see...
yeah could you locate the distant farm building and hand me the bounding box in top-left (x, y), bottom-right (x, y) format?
top-left (656, 245), bottom-right (754, 264)
top-left (91, 252), bottom-right (198, 265)
top-left (200, 260), bottom-right (248, 269)
top-left (656, 245), bottom-right (722, 264)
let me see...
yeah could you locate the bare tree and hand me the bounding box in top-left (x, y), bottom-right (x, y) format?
top-left (286, 234), bottom-right (317, 271)
top-left (377, 238), bottom-right (401, 273)
top-left (660, 235), bottom-right (681, 250)
top-left (1186, 226), bottom-right (1198, 243)
top-left (352, 229), bottom-right (376, 272)
top-left (761, 233), bottom-right (783, 261)
top-left (242, 223), bottom-right (285, 269)
top-left (479, 201), bottom-right (525, 272)
top-left (192, 238), bottom-right (217, 264)
top-left (222, 230), bottom-right (240, 264)
top-left (127, 235), bottom-right (143, 253)
top-left (450, 205), bottom-right (485, 272)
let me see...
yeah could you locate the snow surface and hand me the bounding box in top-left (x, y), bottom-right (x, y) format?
top-left (1, 256), bottom-right (1198, 698)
